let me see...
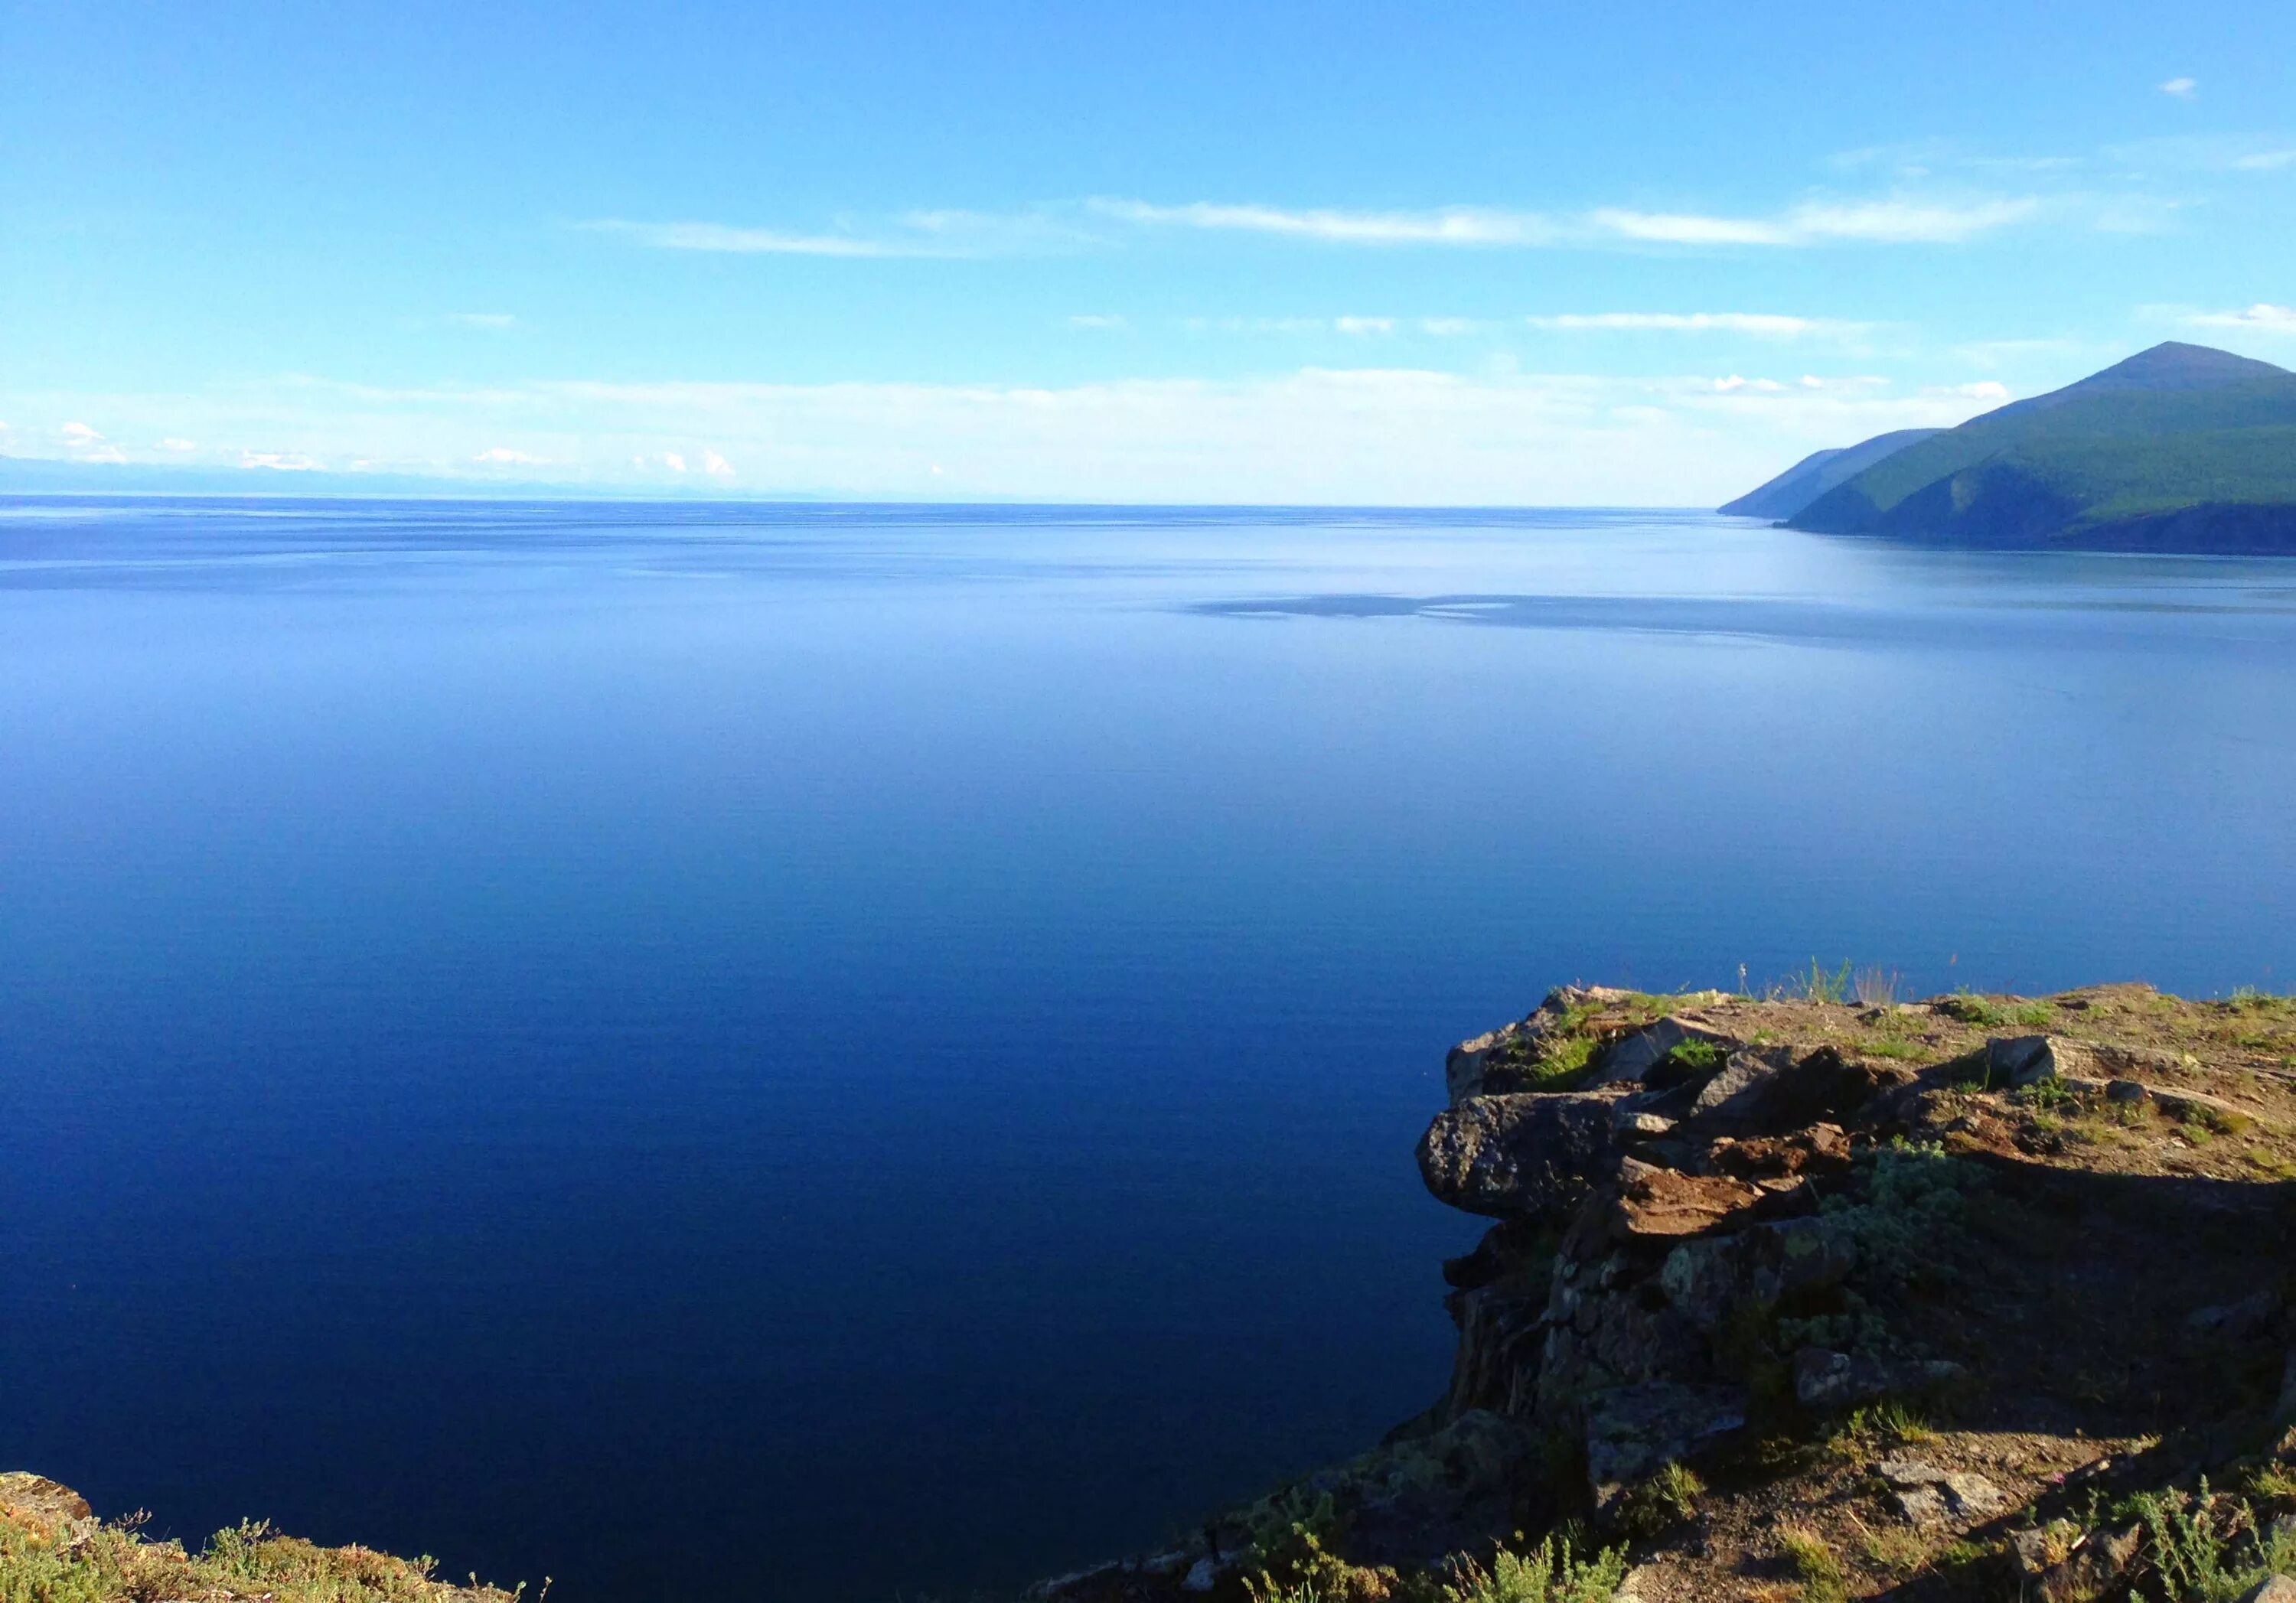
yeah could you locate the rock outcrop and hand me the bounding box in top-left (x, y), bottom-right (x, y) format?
top-left (1040, 981), bottom-right (2296, 1603)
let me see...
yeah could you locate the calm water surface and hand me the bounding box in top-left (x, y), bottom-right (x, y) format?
top-left (4, 499), bottom-right (2294, 1600)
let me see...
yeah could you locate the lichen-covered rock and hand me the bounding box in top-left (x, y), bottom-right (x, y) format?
top-left (1656, 1215), bottom-right (1857, 1333)
top-left (1418, 1091), bottom-right (1625, 1217)
top-left (1580, 1383), bottom-right (1747, 1513)
top-left (0, 1474), bottom-right (91, 1533)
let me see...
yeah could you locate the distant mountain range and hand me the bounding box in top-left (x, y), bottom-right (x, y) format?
top-left (1716, 428), bottom-right (1943, 520)
top-left (1722, 342), bottom-right (2296, 552)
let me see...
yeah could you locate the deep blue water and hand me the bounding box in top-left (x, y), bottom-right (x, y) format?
top-left (4, 497), bottom-right (2294, 1601)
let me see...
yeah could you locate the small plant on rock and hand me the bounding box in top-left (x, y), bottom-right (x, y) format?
top-left (1665, 1037), bottom-right (1724, 1073)
top-left (1439, 1531), bottom-right (1629, 1603)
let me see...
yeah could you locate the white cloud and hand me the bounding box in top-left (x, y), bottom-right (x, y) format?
top-left (1068, 314), bottom-right (1128, 330)
top-left (448, 312), bottom-right (518, 329)
top-left (1782, 197), bottom-right (2040, 242)
top-left (59, 420), bottom-right (126, 461)
top-left (660, 451), bottom-right (687, 473)
top-left (1526, 311), bottom-right (1864, 338)
top-left (702, 449), bottom-right (735, 478)
top-left (474, 446), bottom-right (547, 464)
top-left (2235, 149), bottom-right (2296, 171)
top-left (2160, 77), bottom-right (2198, 98)
top-left (582, 220), bottom-right (937, 258)
top-left (2186, 303), bottom-right (2296, 333)
top-left (1334, 316), bottom-right (1397, 336)
top-left (240, 450), bottom-right (320, 471)
top-left (1105, 194), bottom-right (2037, 250)
top-left (581, 208), bottom-right (1079, 259)
top-left (158, 436), bottom-right (197, 451)
top-left (1924, 381), bottom-right (2013, 401)
top-left (1091, 197), bottom-right (1565, 245)
top-left (1591, 210), bottom-right (1794, 246)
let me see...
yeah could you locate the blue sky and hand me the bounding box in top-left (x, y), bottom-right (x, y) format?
top-left (5, 0), bottom-right (2292, 502)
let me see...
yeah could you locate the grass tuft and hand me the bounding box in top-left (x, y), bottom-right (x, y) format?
top-left (1776, 1525), bottom-right (1848, 1603)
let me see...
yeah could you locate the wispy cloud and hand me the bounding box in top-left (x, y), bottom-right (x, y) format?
top-left (2160, 77), bottom-right (2198, 99)
top-left (2186, 303), bottom-right (2296, 334)
top-left (1526, 311), bottom-right (1867, 338)
top-left (1090, 198), bottom-right (1566, 245)
top-left (1925, 380), bottom-right (2013, 401)
top-left (474, 446), bottom-right (547, 465)
top-left (1176, 314), bottom-right (1498, 337)
top-left (582, 208), bottom-right (1084, 259)
top-left (158, 437), bottom-right (197, 451)
top-left (2105, 133), bottom-right (2296, 173)
top-left (1110, 194), bottom-right (2038, 249)
top-left (1067, 314), bottom-right (1129, 331)
top-left (448, 312), bottom-right (519, 330)
top-left (1596, 197), bottom-right (2040, 246)
top-left (582, 220), bottom-right (938, 257)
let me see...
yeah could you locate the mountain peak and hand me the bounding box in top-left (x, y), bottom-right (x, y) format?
top-left (2071, 340), bottom-right (2290, 393)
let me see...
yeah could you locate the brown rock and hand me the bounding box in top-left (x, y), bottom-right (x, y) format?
top-left (1707, 1122), bottom-right (1851, 1181)
top-left (1605, 1163), bottom-right (1763, 1241)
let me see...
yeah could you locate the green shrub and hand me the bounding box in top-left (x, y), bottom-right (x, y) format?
top-left (2125, 1479), bottom-right (2296, 1602)
top-left (1819, 1141), bottom-right (1979, 1290)
top-left (0, 1513), bottom-right (520, 1603)
top-left (1440, 1532), bottom-right (1628, 1603)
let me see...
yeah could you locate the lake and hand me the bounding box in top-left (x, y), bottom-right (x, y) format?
top-left (3, 497), bottom-right (2293, 1600)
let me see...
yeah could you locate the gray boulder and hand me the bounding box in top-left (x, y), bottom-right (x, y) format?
top-left (1419, 1091), bottom-right (1625, 1217)
top-left (1985, 1034), bottom-right (2094, 1088)
top-left (1877, 1459), bottom-right (2006, 1527)
top-left (1794, 1348), bottom-right (1965, 1412)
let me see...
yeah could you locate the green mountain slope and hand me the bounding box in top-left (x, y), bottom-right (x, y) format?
top-left (1717, 428), bottom-right (1940, 519)
top-left (1779, 343), bottom-right (2296, 552)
